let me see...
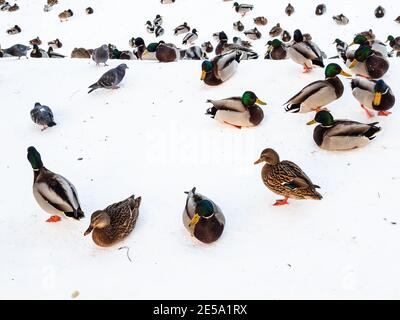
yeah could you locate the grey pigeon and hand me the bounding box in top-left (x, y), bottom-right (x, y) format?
top-left (88, 63), bottom-right (129, 94)
top-left (4, 44), bottom-right (31, 59)
top-left (30, 103), bottom-right (56, 131)
top-left (92, 44), bottom-right (109, 66)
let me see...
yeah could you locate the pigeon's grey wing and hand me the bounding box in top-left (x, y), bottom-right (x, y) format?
top-left (98, 70), bottom-right (117, 87)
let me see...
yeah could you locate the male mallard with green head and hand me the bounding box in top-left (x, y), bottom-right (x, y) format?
top-left (386, 35), bottom-right (400, 57)
top-left (284, 63), bottom-right (351, 113)
top-left (254, 148), bottom-right (322, 206)
top-left (183, 188), bottom-right (225, 244)
top-left (206, 91), bottom-right (267, 128)
top-left (265, 39), bottom-right (287, 60)
top-left (84, 195), bottom-right (141, 247)
top-left (27, 147), bottom-right (84, 222)
top-left (201, 50), bottom-right (242, 86)
top-left (351, 78), bottom-right (395, 117)
top-left (307, 110), bottom-right (381, 150)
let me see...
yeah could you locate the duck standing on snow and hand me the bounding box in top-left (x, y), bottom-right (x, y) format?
top-left (48, 38), bottom-right (62, 49)
top-left (161, 0), bottom-right (175, 3)
top-left (1, 2), bottom-right (10, 11)
top-left (145, 21), bottom-right (155, 33)
top-left (254, 148), bottom-right (322, 206)
top-left (88, 63), bottom-right (129, 93)
top-left (58, 9), bottom-right (73, 22)
top-left (233, 21), bottom-right (244, 32)
top-left (284, 63), bottom-right (351, 113)
top-left (30, 44), bottom-right (49, 58)
top-left (347, 46), bottom-right (389, 79)
top-left (71, 47), bottom-right (93, 58)
top-left (307, 110), bottom-right (381, 151)
top-left (182, 29), bottom-right (198, 45)
top-left (233, 2), bottom-right (253, 17)
top-left (315, 4), bottom-right (326, 15)
top-left (333, 14), bottom-right (349, 25)
top-left (182, 46), bottom-right (207, 60)
top-left (287, 29), bottom-right (325, 72)
top-left (8, 3), bottom-right (19, 11)
top-left (86, 7), bottom-right (94, 14)
top-left (156, 42), bottom-right (181, 62)
top-left (84, 195), bottom-right (141, 247)
top-left (155, 25), bottom-right (164, 38)
top-left (92, 44), bottom-right (109, 66)
top-left (386, 35), bottom-right (400, 57)
top-left (3, 44), bottom-right (30, 58)
top-left (173, 22), bottom-right (190, 35)
top-left (27, 146), bottom-right (84, 223)
top-left (29, 37), bottom-right (42, 46)
top-left (285, 3), bottom-right (295, 16)
top-left (265, 39), bottom-right (287, 60)
top-left (201, 50), bottom-right (242, 86)
top-left (30, 102), bottom-right (56, 131)
top-left (201, 41), bottom-right (214, 53)
top-left (154, 14), bottom-right (163, 26)
top-left (349, 34), bottom-right (387, 58)
top-left (351, 78), bottom-right (395, 117)
top-left (281, 30), bottom-right (291, 42)
top-left (183, 187), bottom-right (225, 244)
top-left (254, 16), bottom-right (268, 26)
top-left (269, 23), bottom-right (283, 37)
top-left (233, 36), bottom-right (252, 48)
top-left (47, 47), bottom-right (66, 58)
top-left (332, 38), bottom-right (348, 61)
top-left (244, 28), bottom-right (261, 40)
top-left (206, 91), bottom-right (267, 129)
top-left (7, 25), bottom-right (21, 35)
top-left (375, 6), bottom-right (385, 18)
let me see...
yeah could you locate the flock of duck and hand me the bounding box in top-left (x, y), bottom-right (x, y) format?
top-left (2, 1), bottom-right (399, 246)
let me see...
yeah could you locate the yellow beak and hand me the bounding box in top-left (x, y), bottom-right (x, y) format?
top-left (340, 70), bottom-right (352, 77)
top-left (201, 70), bottom-right (206, 81)
top-left (188, 213), bottom-right (201, 228)
top-left (373, 92), bottom-right (382, 106)
top-left (349, 59), bottom-right (358, 69)
top-left (307, 119), bottom-right (317, 125)
top-left (349, 41), bottom-right (355, 46)
top-left (256, 98), bottom-right (267, 105)
top-left (267, 45), bottom-right (273, 53)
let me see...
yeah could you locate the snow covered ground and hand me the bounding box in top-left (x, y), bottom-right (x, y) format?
top-left (1, 0), bottom-right (400, 299)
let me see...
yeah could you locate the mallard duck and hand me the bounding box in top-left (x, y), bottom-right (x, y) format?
top-left (155, 25), bottom-right (164, 38)
top-left (173, 22), bottom-right (190, 35)
top-left (213, 31), bottom-right (228, 42)
top-left (356, 29), bottom-right (375, 41)
top-left (333, 14), bottom-right (349, 25)
top-left (7, 25), bottom-right (21, 35)
top-left (233, 36), bottom-right (252, 48)
top-left (27, 146), bottom-right (84, 222)
top-left (315, 4), bottom-right (326, 16)
top-left (48, 38), bottom-right (62, 49)
top-left (386, 35), bottom-right (400, 57)
top-left (265, 39), bottom-right (287, 60)
top-left (47, 47), bottom-right (65, 58)
top-left (201, 41), bottom-right (213, 53)
top-left (145, 21), bottom-right (155, 33)
top-left (30, 45), bottom-right (49, 58)
top-left (71, 47), bottom-right (92, 58)
top-left (254, 148), bottom-right (322, 206)
top-left (48, 0), bottom-right (58, 5)
top-left (285, 3), bottom-right (295, 16)
top-left (111, 48), bottom-right (134, 60)
top-left (269, 23), bottom-right (283, 37)
top-left (349, 34), bottom-right (387, 58)
top-left (86, 7), bottom-right (93, 14)
top-left (183, 187), bottom-right (225, 244)
top-left (206, 91), bottom-right (267, 128)
top-left (254, 16), bottom-right (268, 26)
top-left (395, 16), bottom-right (400, 24)
top-left (332, 38), bottom-right (348, 61)
top-left (233, 21), bottom-right (244, 32)
top-left (182, 46), bottom-right (207, 60)
top-left (182, 29), bottom-right (198, 45)
top-left (59, 9), bottom-right (73, 22)
top-left (233, 2), bottom-right (253, 17)
top-left (215, 39), bottom-right (256, 57)
top-left (8, 3), bottom-right (18, 11)
top-left (375, 6), bottom-right (385, 18)
top-left (244, 28), bottom-right (261, 40)
top-left (281, 30), bottom-right (291, 42)
top-left (347, 45), bottom-right (389, 79)
top-left (138, 41), bottom-right (162, 60)
top-left (156, 42), bottom-right (180, 62)
top-left (161, 0), bottom-right (175, 3)
top-left (0, 1), bottom-right (10, 10)
top-left (287, 29), bottom-right (325, 72)
top-left (84, 195), bottom-right (141, 247)
top-left (307, 110), bottom-right (381, 150)
top-left (284, 63), bottom-right (351, 113)
top-left (29, 37), bottom-right (42, 46)
top-left (154, 14), bottom-right (163, 27)
top-left (351, 78), bottom-right (395, 117)
top-left (201, 50), bottom-right (242, 86)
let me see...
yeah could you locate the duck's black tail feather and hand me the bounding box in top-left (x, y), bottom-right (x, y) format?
top-left (312, 59), bottom-right (325, 68)
top-left (365, 123), bottom-right (381, 140)
top-left (284, 103), bottom-right (301, 113)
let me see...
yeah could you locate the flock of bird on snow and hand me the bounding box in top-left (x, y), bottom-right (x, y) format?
top-left (1, 0), bottom-right (399, 246)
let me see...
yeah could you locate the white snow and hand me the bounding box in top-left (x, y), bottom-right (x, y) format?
top-left (1, 0), bottom-right (400, 299)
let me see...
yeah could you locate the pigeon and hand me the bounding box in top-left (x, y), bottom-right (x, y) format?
top-left (154, 14), bottom-right (162, 26)
top-left (183, 29), bottom-right (198, 45)
top-left (88, 64), bottom-right (129, 94)
top-left (4, 44), bottom-right (30, 59)
top-left (155, 25), bottom-right (164, 37)
top-left (146, 21), bottom-right (155, 33)
top-left (92, 44), bottom-right (109, 66)
top-left (31, 103), bottom-right (56, 131)
top-left (174, 22), bottom-right (190, 35)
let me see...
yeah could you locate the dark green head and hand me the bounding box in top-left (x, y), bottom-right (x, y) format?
top-left (241, 91), bottom-right (267, 106)
top-left (201, 60), bottom-right (213, 80)
top-left (374, 80), bottom-right (389, 93)
top-left (354, 46), bottom-right (373, 62)
top-left (308, 110), bottom-right (334, 127)
top-left (147, 42), bottom-right (161, 52)
top-left (293, 29), bottom-right (303, 42)
top-left (233, 2), bottom-right (239, 7)
top-left (27, 146), bottom-right (43, 170)
top-left (353, 35), bottom-right (368, 45)
top-left (324, 63), bottom-right (351, 78)
top-left (270, 39), bottom-right (283, 48)
top-left (196, 200), bottom-right (214, 218)
top-left (387, 35), bottom-right (395, 42)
